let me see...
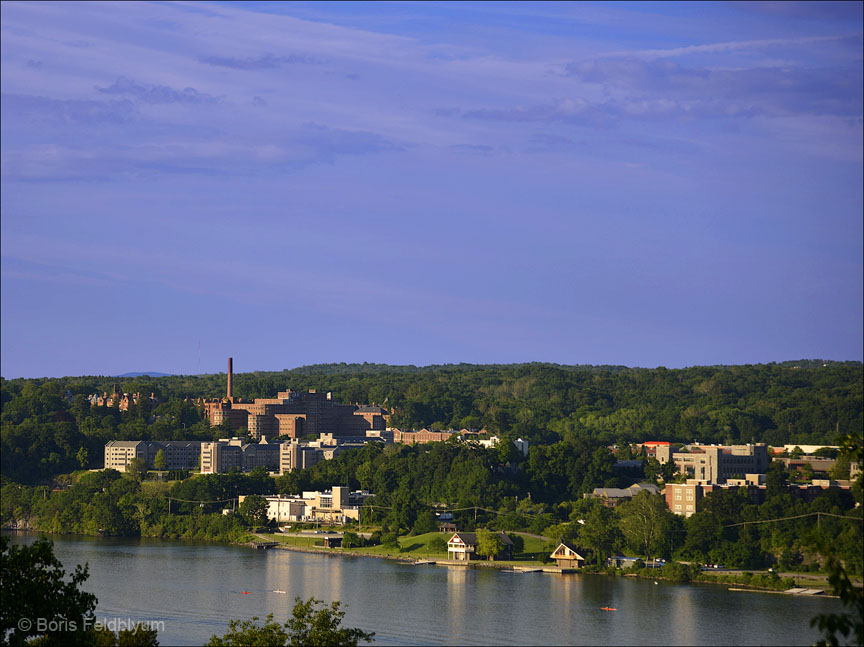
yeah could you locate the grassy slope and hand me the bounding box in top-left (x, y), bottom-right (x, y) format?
top-left (263, 531), bottom-right (549, 563)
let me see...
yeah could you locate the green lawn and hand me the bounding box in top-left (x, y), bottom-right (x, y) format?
top-left (255, 530), bottom-right (549, 563)
top-left (264, 534), bottom-right (324, 548)
top-left (347, 531), bottom-right (548, 563)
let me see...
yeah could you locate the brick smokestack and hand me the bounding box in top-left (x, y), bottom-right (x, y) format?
top-left (227, 357), bottom-right (233, 400)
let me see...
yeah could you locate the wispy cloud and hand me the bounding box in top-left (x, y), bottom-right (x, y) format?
top-left (96, 76), bottom-right (220, 104)
top-left (599, 34), bottom-right (858, 61)
top-left (199, 52), bottom-right (318, 69)
top-left (0, 123), bottom-right (406, 181)
top-left (1, 93), bottom-right (138, 124)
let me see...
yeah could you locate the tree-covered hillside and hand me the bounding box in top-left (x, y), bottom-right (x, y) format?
top-left (2, 361), bottom-right (861, 484)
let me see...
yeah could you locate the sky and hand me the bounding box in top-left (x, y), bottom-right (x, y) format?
top-left (1, 1), bottom-right (862, 378)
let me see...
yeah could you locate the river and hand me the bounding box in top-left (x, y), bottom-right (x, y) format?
top-left (3, 531), bottom-right (840, 646)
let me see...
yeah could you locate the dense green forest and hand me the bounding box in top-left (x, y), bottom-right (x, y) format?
top-left (2, 361), bottom-right (861, 484)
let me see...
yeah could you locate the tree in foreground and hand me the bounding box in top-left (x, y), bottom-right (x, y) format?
top-left (1, 535), bottom-right (96, 646)
top-left (207, 596), bottom-right (374, 647)
top-left (810, 433), bottom-right (864, 647)
top-left (618, 491), bottom-right (674, 561)
top-left (1, 536), bottom-right (158, 647)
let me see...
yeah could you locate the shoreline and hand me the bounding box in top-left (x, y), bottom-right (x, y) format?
top-left (2, 527), bottom-right (842, 598)
top-left (249, 536), bottom-right (838, 597)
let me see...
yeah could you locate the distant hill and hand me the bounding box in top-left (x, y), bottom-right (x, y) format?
top-left (115, 371), bottom-right (172, 378)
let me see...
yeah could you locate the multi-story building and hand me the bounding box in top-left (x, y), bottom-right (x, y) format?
top-left (200, 437), bottom-right (281, 474)
top-left (243, 487), bottom-right (373, 525)
top-left (656, 443), bottom-right (770, 484)
top-left (104, 440), bottom-right (201, 472)
top-left (352, 406), bottom-right (388, 432)
top-left (392, 428), bottom-right (461, 444)
top-left (279, 440), bottom-right (324, 474)
top-left (201, 358), bottom-right (387, 440)
top-left (665, 476), bottom-right (852, 517)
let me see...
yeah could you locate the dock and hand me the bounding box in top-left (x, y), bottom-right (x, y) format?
top-left (785, 588), bottom-right (825, 596)
top-left (249, 541), bottom-right (278, 550)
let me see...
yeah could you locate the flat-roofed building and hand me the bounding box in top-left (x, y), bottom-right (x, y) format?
top-left (665, 480), bottom-right (706, 517)
top-left (657, 443), bottom-right (769, 484)
top-left (244, 487), bottom-right (368, 525)
top-left (201, 359), bottom-right (386, 440)
top-left (392, 428), bottom-right (458, 445)
top-left (104, 440), bottom-right (202, 472)
top-left (104, 441), bottom-right (160, 472)
top-left (665, 478), bottom-right (853, 516)
top-left (200, 437), bottom-right (280, 474)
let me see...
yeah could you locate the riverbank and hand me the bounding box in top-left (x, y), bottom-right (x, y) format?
top-left (247, 532), bottom-right (849, 596)
top-left (6, 524), bottom-right (852, 598)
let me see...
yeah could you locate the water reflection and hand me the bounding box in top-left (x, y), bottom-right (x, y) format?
top-left (3, 532), bottom-right (839, 646)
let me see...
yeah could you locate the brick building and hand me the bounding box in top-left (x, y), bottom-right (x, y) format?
top-left (90, 384), bottom-right (160, 411)
top-left (201, 358), bottom-right (387, 440)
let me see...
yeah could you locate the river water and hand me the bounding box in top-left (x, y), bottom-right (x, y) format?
top-left (4, 532), bottom-right (840, 646)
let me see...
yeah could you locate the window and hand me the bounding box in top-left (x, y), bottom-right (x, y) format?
top-left (674, 490), bottom-right (682, 500)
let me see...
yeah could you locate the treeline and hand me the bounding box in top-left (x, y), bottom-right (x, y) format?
top-left (0, 468), bottom-right (275, 541)
top-left (0, 380), bottom-right (217, 484)
top-left (2, 361), bottom-right (862, 484)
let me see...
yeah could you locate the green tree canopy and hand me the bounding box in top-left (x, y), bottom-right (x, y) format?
top-left (125, 457), bottom-right (148, 482)
top-left (475, 528), bottom-right (504, 560)
top-left (152, 450), bottom-right (167, 471)
top-left (238, 494), bottom-right (269, 527)
top-left (618, 492), bottom-right (675, 560)
top-left (206, 597), bottom-right (374, 647)
top-left (0, 535), bottom-right (97, 646)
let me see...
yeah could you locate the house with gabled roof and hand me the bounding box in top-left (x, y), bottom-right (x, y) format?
top-left (549, 542), bottom-right (586, 569)
top-left (447, 531), bottom-right (514, 561)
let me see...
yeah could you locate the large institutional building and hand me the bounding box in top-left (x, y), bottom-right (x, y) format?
top-left (655, 443), bottom-right (770, 484)
top-left (201, 358), bottom-right (388, 440)
top-left (104, 440), bottom-right (202, 472)
top-left (243, 487), bottom-right (374, 525)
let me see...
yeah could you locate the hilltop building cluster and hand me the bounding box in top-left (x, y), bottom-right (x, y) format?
top-left (100, 359), bottom-right (854, 530)
top-left (199, 358), bottom-right (388, 440)
top-left (103, 357), bottom-right (527, 475)
top-left (89, 384), bottom-right (160, 411)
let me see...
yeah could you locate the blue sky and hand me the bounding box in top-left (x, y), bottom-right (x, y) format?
top-left (1, 1), bottom-right (862, 378)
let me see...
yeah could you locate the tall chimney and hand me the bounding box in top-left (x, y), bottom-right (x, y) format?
top-left (227, 357), bottom-right (233, 400)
